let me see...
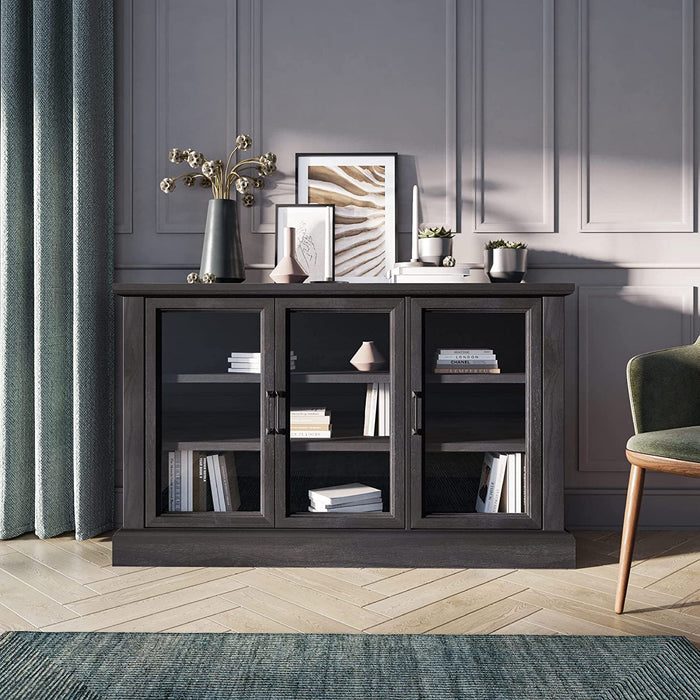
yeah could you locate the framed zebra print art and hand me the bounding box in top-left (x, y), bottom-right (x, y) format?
top-left (296, 153), bottom-right (397, 281)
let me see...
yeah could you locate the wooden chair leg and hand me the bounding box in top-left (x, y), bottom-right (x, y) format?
top-left (615, 464), bottom-right (646, 614)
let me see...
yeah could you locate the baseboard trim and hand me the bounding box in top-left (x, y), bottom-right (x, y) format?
top-left (112, 528), bottom-right (576, 568)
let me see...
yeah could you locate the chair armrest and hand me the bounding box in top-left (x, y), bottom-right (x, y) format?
top-left (627, 338), bottom-right (700, 434)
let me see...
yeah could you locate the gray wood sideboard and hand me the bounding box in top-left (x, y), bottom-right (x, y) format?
top-left (113, 283), bottom-right (575, 567)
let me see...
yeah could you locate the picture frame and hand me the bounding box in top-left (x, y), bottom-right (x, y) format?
top-left (275, 204), bottom-right (335, 282)
top-left (296, 153), bottom-right (397, 281)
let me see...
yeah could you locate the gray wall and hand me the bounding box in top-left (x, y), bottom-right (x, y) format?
top-left (114, 0), bottom-right (700, 529)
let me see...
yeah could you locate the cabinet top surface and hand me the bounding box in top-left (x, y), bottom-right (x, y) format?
top-left (113, 282), bottom-right (575, 298)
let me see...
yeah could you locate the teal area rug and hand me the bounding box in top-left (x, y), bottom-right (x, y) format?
top-left (0, 632), bottom-right (698, 699)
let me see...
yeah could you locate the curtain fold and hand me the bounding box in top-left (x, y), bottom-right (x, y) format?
top-left (0, 0), bottom-right (114, 540)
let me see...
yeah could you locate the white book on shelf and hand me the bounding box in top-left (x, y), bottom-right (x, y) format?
top-left (435, 359), bottom-right (498, 366)
top-left (228, 352), bottom-right (261, 358)
top-left (393, 274), bottom-right (468, 284)
top-left (436, 352), bottom-right (495, 359)
top-left (364, 383), bottom-right (378, 436)
top-left (227, 368), bottom-right (261, 374)
top-left (180, 450), bottom-right (188, 512)
top-left (499, 453), bottom-right (516, 513)
top-left (168, 451), bottom-right (175, 512)
top-left (290, 408), bottom-right (329, 416)
top-left (309, 502), bottom-right (383, 513)
top-left (378, 384), bottom-right (385, 436)
top-left (173, 451), bottom-right (181, 511)
top-left (394, 265), bottom-right (470, 276)
top-left (205, 455), bottom-right (222, 512)
top-left (308, 482), bottom-right (381, 506)
top-left (515, 453), bottom-right (523, 514)
top-left (219, 453), bottom-right (241, 512)
top-left (187, 450), bottom-right (194, 511)
top-left (289, 429), bottom-right (332, 438)
top-left (475, 453), bottom-right (507, 513)
top-left (438, 349), bottom-right (494, 356)
top-left (310, 495), bottom-right (382, 510)
top-left (290, 414), bottom-right (331, 426)
top-left (386, 383), bottom-right (391, 435)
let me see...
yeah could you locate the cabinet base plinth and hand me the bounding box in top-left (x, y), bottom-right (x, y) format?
top-left (112, 529), bottom-right (576, 568)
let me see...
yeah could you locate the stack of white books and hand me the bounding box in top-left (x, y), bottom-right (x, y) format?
top-left (308, 483), bottom-right (383, 513)
top-left (227, 351), bottom-right (260, 374)
top-left (391, 264), bottom-right (470, 284)
top-left (434, 348), bottom-right (499, 374)
top-left (290, 408), bottom-right (331, 439)
top-left (475, 452), bottom-right (523, 514)
top-left (363, 382), bottom-right (390, 436)
top-left (227, 351), bottom-right (296, 373)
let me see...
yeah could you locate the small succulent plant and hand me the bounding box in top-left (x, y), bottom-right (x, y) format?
top-left (419, 226), bottom-right (454, 239)
top-left (442, 255), bottom-right (456, 267)
top-left (485, 239), bottom-right (527, 250)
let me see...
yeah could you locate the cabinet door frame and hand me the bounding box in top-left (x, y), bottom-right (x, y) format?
top-left (274, 296), bottom-right (406, 529)
top-left (144, 297), bottom-right (276, 528)
top-left (409, 297), bottom-right (542, 529)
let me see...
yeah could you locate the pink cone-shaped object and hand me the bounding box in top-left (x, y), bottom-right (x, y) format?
top-left (350, 341), bottom-right (385, 372)
top-left (270, 227), bottom-right (308, 283)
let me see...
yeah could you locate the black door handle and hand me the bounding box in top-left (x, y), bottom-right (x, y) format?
top-left (411, 390), bottom-right (422, 436)
top-left (266, 390), bottom-right (277, 434)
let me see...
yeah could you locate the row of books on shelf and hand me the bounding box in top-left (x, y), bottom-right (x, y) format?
top-left (475, 452), bottom-right (523, 514)
top-left (308, 483), bottom-right (383, 513)
top-left (434, 348), bottom-right (500, 374)
top-left (167, 450), bottom-right (241, 513)
top-left (290, 408), bottom-right (331, 438)
top-left (363, 383), bottom-right (390, 436)
top-left (228, 351), bottom-right (297, 374)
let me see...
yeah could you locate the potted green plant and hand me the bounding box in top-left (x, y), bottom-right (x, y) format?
top-left (418, 226), bottom-right (455, 265)
top-left (484, 239), bottom-right (528, 283)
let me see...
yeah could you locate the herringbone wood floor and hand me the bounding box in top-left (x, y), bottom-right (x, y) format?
top-left (0, 531), bottom-right (697, 647)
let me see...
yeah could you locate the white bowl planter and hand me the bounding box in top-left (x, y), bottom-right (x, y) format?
top-left (484, 248), bottom-right (528, 283)
top-left (418, 237), bottom-right (453, 265)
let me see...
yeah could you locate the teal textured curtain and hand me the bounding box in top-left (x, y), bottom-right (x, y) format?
top-left (0, 0), bottom-right (114, 540)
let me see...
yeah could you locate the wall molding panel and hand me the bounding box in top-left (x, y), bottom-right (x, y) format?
top-left (578, 285), bottom-right (695, 473)
top-left (445, 0), bottom-right (459, 229)
top-left (578, 0), bottom-right (694, 232)
top-left (473, 0), bottom-right (554, 233)
top-left (155, 0), bottom-right (237, 234)
top-left (114, 0), bottom-right (133, 235)
top-left (249, 0), bottom-right (270, 235)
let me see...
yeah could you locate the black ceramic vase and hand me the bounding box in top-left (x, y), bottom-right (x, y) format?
top-left (199, 199), bottom-right (245, 282)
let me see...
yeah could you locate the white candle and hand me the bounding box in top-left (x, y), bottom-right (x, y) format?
top-left (411, 185), bottom-right (419, 261)
top-left (325, 206), bottom-right (333, 280)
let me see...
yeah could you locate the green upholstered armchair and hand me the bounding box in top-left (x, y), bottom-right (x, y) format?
top-left (616, 337), bottom-right (700, 613)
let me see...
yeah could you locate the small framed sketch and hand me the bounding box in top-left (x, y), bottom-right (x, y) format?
top-left (296, 153), bottom-right (397, 281)
top-left (275, 204), bottom-right (335, 282)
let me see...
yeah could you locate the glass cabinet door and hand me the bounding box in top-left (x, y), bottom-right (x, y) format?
top-left (275, 298), bottom-right (405, 528)
top-left (410, 298), bottom-right (542, 529)
top-left (145, 299), bottom-right (275, 527)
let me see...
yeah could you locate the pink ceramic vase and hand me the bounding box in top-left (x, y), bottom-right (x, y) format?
top-left (350, 341), bottom-right (385, 372)
top-left (270, 227), bottom-right (308, 284)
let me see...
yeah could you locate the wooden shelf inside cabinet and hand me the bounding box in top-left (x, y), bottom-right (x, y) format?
top-left (426, 372), bottom-right (526, 384)
top-left (289, 434), bottom-right (390, 452)
top-left (163, 439), bottom-right (262, 451)
top-left (290, 371), bottom-right (391, 383)
top-left (425, 438), bottom-right (526, 452)
top-left (164, 373), bottom-right (260, 384)
top-left (424, 413), bottom-right (525, 452)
